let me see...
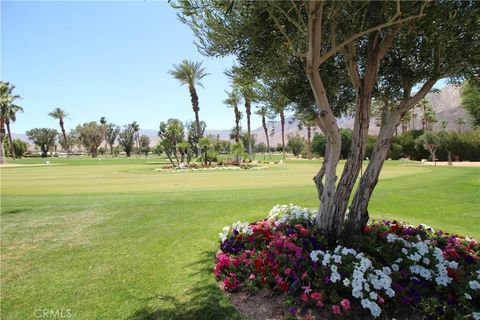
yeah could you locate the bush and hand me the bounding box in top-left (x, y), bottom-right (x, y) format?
top-left (5, 139), bottom-right (28, 158)
top-left (216, 205), bottom-right (480, 319)
top-left (287, 133), bottom-right (306, 157)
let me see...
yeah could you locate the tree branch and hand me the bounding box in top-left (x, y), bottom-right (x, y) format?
top-left (266, 5), bottom-right (306, 58)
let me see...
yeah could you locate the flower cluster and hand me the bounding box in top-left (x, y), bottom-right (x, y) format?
top-left (215, 206), bottom-right (480, 319)
top-left (155, 165), bottom-right (267, 172)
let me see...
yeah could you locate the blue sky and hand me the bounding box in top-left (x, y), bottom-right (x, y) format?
top-left (2, 1), bottom-right (447, 135)
top-left (1, 0), bottom-right (247, 133)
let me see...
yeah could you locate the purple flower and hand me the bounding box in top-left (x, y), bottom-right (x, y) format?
top-left (323, 276), bottom-right (331, 284)
top-left (288, 307), bottom-right (297, 316)
top-left (392, 282), bottom-right (404, 292)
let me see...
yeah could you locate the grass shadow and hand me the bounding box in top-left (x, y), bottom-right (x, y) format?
top-left (127, 250), bottom-right (243, 320)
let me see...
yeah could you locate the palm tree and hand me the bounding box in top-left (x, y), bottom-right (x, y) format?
top-left (225, 66), bottom-right (258, 159)
top-left (100, 116), bottom-right (108, 151)
top-left (5, 105), bottom-right (24, 160)
top-left (1, 81), bottom-right (22, 164)
top-left (169, 60), bottom-right (208, 143)
top-left (223, 90), bottom-right (242, 143)
top-left (255, 106), bottom-right (271, 158)
top-left (48, 108), bottom-right (69, 156)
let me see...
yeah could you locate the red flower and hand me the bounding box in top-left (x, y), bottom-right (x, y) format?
top-left (310, 292), bottom-right (322, 300)
top-left (447, 267), bottom-right (459, 281)
top-left (223, 277), bottom-right (231, 289)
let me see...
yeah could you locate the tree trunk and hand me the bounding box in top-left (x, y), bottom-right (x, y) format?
top-left (41, 145), bottom-right (48, 158)
top-left (347, 109), bottom-right (401, 236)
top-left (59, 119), bottom-right (69, 157)
top-left (166, 152), bottom-right (175, 167)
top-left (262, 115), bottom-right (271, 159)
top-left (348, 79), bottom-right (437, 235)
top-left (0, 122), bottom-right (6, 164)
top-left (5, 119), bottom-right (15, 160)
top-left (307, 126), bottom-right (312, 159)
top-left (245, 96), bottom-right (253, 160)
top-left (280, 111), bottom-right (285, 160)
top-left (91, 148), bottom-right (98, 158)
top-left (234, 106), bottom-right (241, 143)
top-left (189, 84), bottom-right (203, 141)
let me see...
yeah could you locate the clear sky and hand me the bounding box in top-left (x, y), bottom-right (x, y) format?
top-left (1, 1), bottom-right (447, 135)
top-left (1, 0), bottom-right (253, 134)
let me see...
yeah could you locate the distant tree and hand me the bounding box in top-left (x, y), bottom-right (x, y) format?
top-left (455, 117), bottom-right (466, 133)
top-left (5, 139), bottom-right (28, 158)
top-left (312, 133), bottom-right (326, 157)
top-left (230, 142), bottom-right (247, 164)
top-left (48, 108), bottom-right (69, 156)
top-left (224, 90), bottom-right (242, 143)
top-left (118, 124), bottom-right (136, 157)
top-left (105, 123), bottom-right (120, 156)
top-left (99, 116), bottom-right (108, 150)
top-left (26, 128), bottom-right (58, 157)
top-left (158, 118), bottom-right (185, 167)
top-left (76, 122), bottom-right (105, 158)
top-left (255, 106), bottom-right (271, 158)
top-left (416, 131), bottom-right (441, 165)
top-left (169, 60), bottom-right (208, 142)
top-left (198, 137), bottom-right (212, 166)
top-left (131, 121), bottom-right (140, 158)
top-left (461, 79), bottom-right (480, 127)
top-left (1, 81), bottom-right (23, 163)
top-left (152, 143), bottom-right (163, 156)
top-left (287, 133), bottom-right (306, 157)
top-left (255, 142), bottom-right (267, 154)
top-left (139, 135), bottom-right (151, 156)
top-left (186, 120), bottom-right (206, 156)
top-left (440, 120), bottom-right (448, 131)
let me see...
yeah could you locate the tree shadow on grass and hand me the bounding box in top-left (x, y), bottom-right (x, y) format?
top-left (127, 250), bottom-right (244, 320)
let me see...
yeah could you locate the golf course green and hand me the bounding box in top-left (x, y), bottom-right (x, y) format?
top-left (1, 157), bottom-right (478, 319)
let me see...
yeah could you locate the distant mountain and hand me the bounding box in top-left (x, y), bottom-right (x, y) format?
top-left (12, 85), bottom-right (472, 147)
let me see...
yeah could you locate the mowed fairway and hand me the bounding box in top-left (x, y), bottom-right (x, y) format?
top-left (1, 158), bottom-right (479, 319)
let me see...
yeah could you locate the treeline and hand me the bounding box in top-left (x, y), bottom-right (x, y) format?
top-left (312, 129), bottom-right (480, 161)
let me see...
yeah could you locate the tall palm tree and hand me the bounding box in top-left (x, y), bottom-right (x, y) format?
top-left (455, 117), bottom-right (465, 133)
top-left (49, 108), bottom-right (69, 156)
top-left (223, 90), bottom-right (242, 143)
top-left (255, 106), bottom-right (271, 158)
top-left (169, 60), bottom-right (208, 143)
top-left (100, 116), bottom-right (108, 151)
top-left (225, 66), bottom-right (258, 159)
top-left (1, 81), bottom-right (22, 164)
top-left (5, 105), bottom-right (24, 160)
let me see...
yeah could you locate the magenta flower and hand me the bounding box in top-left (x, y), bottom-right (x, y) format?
top-left (340, 299), bottom-right (351, 310)
top-left (332, 305), bottom-right (341, 315)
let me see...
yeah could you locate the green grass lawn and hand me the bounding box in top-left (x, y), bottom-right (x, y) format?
top-left (1, 157), bottom-right (479, 319)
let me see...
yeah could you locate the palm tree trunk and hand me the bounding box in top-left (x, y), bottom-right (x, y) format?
top-left (0, 121), bottom-right (6, 164)
top-left (245, 96), bottom-right (252, 159)
top-left (234, 106), bottom-right (240, 143)
top-left (262, 115), bottom-right (271, 159)
top-left (5, 119), bottom-right (15, 160)
top-left (189, 85), bottom-right (202, 140)
top-left (307, 126), bottom-right (312, 159)
top-left (59, 120), bottom-right (69, 157)
top-left (280, 111), bottom-right (285, 160)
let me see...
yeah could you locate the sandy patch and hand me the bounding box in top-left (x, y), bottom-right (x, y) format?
top-left (421, 161), bottom-right (480, 167)
top-left (0, 163), bottom-right (55, 168)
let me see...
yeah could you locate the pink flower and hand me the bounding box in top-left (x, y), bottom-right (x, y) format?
top-left (332, 305), bottom-right (341, 315)
top-left (223, 278), bottom-right (231, 289)
top-left (340, 299), bottom-right (351, 310)
top-left (301, 292), bottom-right (308, 302)
top-left (311, 292), bottom-right (322, 300)
top-left (301, 272), bottom-right (308, 280)
top-left (316, 300), bottom-right (324, 308)
top-left (248, 274), bottom-right (255, 280)
top-left (284, 268), bottom-right (292, 275)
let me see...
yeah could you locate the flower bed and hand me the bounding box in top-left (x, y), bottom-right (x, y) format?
top-left (155, 164), bottom-right (267, 172)
top-left (215, 205), bottom-right (480, 319)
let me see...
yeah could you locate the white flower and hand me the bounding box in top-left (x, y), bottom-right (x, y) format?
top-left (465, 293), bottom-right (472, 300)
top-left (423, 257), bottom-right (430, 265)
top-left (343, 278), bottom-right (351, 287)
top-left (401, 248), bottom-right (409, 255)
top-left (369, 292), bottom-right (378, 300)
top-left (469, 280), bottom-right (480, 290)
top-left (473, 312), bottom-right (480, 320)
top-left (448, 261), bottom-right (458, 269)
top-left (333, 254), bottom-right (342, 264)
top-left (391, 264), bottom-right (400, 272)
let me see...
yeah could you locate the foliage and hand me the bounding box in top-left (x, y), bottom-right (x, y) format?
top-left (105, 123), bottom-right (120, 156)
top-left (312, 133), bottom-right (326, 157)
top-left (230, 143), bottom-right (248, 163)
top-left (216, 205), bottom-right (480, 319)
top-left (415, 131), bottom-right (441, 162)
top-left (287, 133), bottom-right (306, 157)
top-left (199, 137), bottom-right (212, 166)
top-left (4, 139), bottom-right (28, 158)
top-left (461, 79), bottom-right (480, 127)
top-left (26, 128), bottom-right (58, 157)
top-left (75, 122), bottom-right (105, 158)
top-left (1, 81), bottom-right (23, 163)
top-left (159, 118), bottom-right (185, 167)
top-left (139, 135), bottom-right (151, 156)
top-left (118, 123), bottom-right (136, 157)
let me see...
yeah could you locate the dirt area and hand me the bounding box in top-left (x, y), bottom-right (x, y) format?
top-left (421, 161), bottom-right (480, 167)
top-left (0, 163), bottom-right (52, 168)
